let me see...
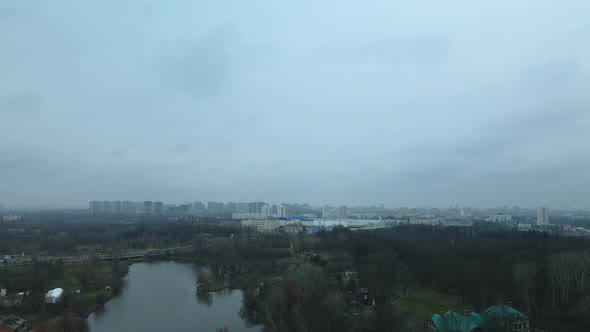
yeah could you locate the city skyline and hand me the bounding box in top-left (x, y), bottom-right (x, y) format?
top-left (0, 199), bottom-right (587, 212)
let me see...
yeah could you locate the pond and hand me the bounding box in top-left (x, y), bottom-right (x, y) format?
top-left (87, 261), bottom-right (260, 332)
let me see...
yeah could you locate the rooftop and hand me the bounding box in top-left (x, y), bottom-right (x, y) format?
top-left (2, 315), bottom-right (27, 329)
top-left (485, 305), bottom-right (529, 321)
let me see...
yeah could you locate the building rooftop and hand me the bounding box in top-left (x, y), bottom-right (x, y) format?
top-left (485, 305), bottom-right (529, 321)
top-left (431, 305), bottom-right (528, 332)
top-left (431, 311), bottom-right (491, 332)
top-left (2, 315), bottom-right (27, 330)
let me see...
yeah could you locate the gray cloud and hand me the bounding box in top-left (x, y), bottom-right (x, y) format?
top-left (1, 0), bottom-right (589, 208)
top-left (0, 91), bottom-right (42, 115)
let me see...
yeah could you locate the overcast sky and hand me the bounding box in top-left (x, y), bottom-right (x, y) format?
top-left (1, 1), bottom-right (589, 209)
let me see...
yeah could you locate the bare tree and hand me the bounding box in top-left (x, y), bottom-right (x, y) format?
top-left (548, 250), bottom-right (590, 317)
top-left (512, 262), bottom-right (537, 316)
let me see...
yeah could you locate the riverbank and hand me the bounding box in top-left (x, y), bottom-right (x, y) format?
top-left (196, 283), bottom-right (227, 292)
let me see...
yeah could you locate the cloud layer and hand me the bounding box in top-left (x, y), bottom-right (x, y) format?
top-left (1, 0), bottom-right (589, 208)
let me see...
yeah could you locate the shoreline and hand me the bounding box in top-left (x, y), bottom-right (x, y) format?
top-left (82, 256), bottom-right (241, 318)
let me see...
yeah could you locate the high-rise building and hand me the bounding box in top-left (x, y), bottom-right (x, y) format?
top-left (102, 201), bottom-right (112, 214)
top-left (207, 202), bottom-right (225, 214)
top-left (122, 201), bottom-right (134, 214)
top-left (237, 202), bottom-right (248, 213)
top-left (247, 202), bottom-right (265, 214)
top-left (113, 201), bottom-right (122, 214)
top-left (192, 201), bottom-right (206, 213)
top-left (537, 207), bottom-right (549, 225)
top-left (278, 205), bottom-right (287, 218)
top-left (154, 202), bottom-right (163, 214)
top-left (226, 202), bottom-right (238, 213)
top-left (144, 201), bottom-right (153, 214)
top-left (89, 201), bottom-right (100, 214)
top-left (177, 204), bottom-right (189, 215)
top-left (336, 206), bottom-right (347, 219)
top-left (261, 204), bottom-right (272, 217)
top-left (322, 205), bottom-right (331, 219)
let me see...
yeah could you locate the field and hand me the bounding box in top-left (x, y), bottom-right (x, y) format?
top-left (395, 291), bottom-right (470, 319)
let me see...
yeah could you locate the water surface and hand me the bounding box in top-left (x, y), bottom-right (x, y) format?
top-left (87, 261), bottom-right (259, 332)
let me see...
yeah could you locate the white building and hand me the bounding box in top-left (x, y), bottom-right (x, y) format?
top-left (44, 288), bottom-right (64, 304)
top-left (278, 205), bottom-right (287, 218)
top-left (537, 207), bottom-right (549, 225)
top-left (322, 205), bottom-right (331, 219)
top-left (261, 204), bottom-right (272, 218)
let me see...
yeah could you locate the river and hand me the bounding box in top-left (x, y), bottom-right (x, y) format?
top-left (87, 261), bottom-right (260, 332)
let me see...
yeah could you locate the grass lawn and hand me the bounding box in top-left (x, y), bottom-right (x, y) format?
top-left (395, 292), bottom-right (470, 319)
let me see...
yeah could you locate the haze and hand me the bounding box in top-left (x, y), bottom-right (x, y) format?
top-left (1, 1), bottom-right (589, 209)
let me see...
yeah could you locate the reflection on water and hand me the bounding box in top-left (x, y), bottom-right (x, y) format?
top-left (196, 290), bottom-right (213, 306)
top-left (87, 261), bottom-right (260, 332)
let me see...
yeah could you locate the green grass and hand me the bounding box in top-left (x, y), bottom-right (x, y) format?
top-left (396, 292), bottom-right (470, 319)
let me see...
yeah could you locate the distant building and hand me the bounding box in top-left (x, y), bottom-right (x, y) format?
top-left (232, 212), bottom-right (263, 220)
top-left (247, 202), bottom-right (265, 214)
top-left (283, 223), bottom-right (303, 235)
top-left (261, 204), bottom-right (272, 218)
top-left (278, 205), bottom-right (287, 218)
top-left (207, 202), bottom-right (225, 214)
top-left (459, 208), bottom-right (471, 218)
top-left (226, 202), bottom-right (238, 213)
top-left (2, 215), bottom-right (21, 222)
top-left (112, 201), bottom-right (121, 214)
top-left (154, 202), bottom-right (163, 214)
top-left (89, 201), bottom-right (100, 214)
top-left (241, 219), bottom-right (281, 232)
top-left (192, 201), bottom-right (206, 213)
top-left (122, 201), bottom-right (135, 214)
top-left (518, 223), bottom-right (532, 231)
top-left (489, 215), bottom-right (512, 222)
top-left (336, 206), bottom-right (347, 219)
top-left (143, 201), bottom-right (153, 214)
top-left (102, 201), bottom-right (113, 213)
top-left (176, 204), bottom-right (189, 215)
top-left (322, 205), bottom-right (331, 219)
top-left (537, 207), bottom-right (549, 225)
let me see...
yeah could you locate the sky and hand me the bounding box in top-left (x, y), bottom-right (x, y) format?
top-left (1, 0), bottom-right (589, 209)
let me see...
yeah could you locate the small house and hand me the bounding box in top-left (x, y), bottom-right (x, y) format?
top-left (44, 288), bottom-right (64, 304)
